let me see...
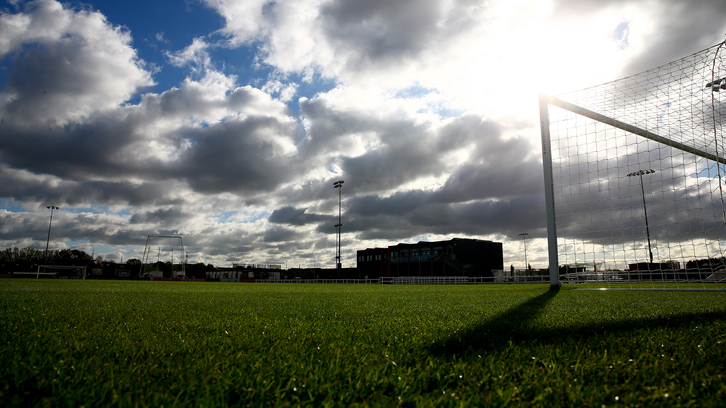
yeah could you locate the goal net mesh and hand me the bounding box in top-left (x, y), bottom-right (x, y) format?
top-left (543, 41), bottom-right (726, 289)
top-left (141, 235), bottom-right (186, 278)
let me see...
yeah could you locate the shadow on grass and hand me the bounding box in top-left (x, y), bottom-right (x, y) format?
top-left (427, 287), bottom-right (726, 358)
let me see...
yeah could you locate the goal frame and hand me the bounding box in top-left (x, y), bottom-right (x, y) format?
top-left (539, 42), bottom-right (726, 291)
top-left (34, 264), bottom-right (87, 279)
top-left (539, 94), bottom-right (560, 290)
top-left (140, 235), bottom-right (186, 278)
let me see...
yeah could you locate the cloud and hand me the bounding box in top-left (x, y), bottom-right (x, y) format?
top-left (0, 208), bottom-right (147, 250)
top-left (341, 191), bottom-right (546, 242)
top-left (263, 225), bottom-right (305, 243)
top-left (318, 0), bottom-right (478, 71)
top-left (129, 207), bottom-right (186, 224)
top-left (0, 166), bottom-right (183, 207)
top-left (202, 0), bottom-right (271, 45)
top-left (261, 78), bottom-right (299, 102)
top-left (171, 115), bottom-right (300, 194)
top-left (155, 32), bottom-right (169, 44)
top-left (0, 64), bottom-right (298, 200)
top-left (166, 37), bottom-right (212, 72)
top-left (552, 0), bottom-right (726, 76)
top-left (268, 206), bottom-right (331, 226)
top-left (0, 0), bottom-right (153, 126)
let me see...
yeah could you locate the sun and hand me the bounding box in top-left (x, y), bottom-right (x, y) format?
top-left (443, 1), bottom-right (636, 120)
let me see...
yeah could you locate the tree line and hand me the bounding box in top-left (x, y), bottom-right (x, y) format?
top-left (1, 247), bottom-right (94, 266)
top-left (0, 247), bottom-right (215, 279)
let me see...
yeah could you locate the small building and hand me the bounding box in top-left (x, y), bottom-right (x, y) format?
top-left (357, 238), bottom-right (503, 279)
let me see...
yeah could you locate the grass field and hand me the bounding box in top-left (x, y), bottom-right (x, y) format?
top-left (1, 280), bottom-right (725, 407)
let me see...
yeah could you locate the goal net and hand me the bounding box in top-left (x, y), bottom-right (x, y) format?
top-left (140, 235), bottom-right (186, 279)
top-left (32, 265), bottom-right (87, 279)
top-left (540, 41), bottom-right (726, 290)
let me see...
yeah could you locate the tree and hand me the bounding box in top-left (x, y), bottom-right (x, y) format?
top-left (19, 247), bottom-right (45, 263)
top-left (125, 259), bottom-right (142, 276)
top-left (53, 249), bottom-right (94, 266)
top-left (185, 262), bottom-right (207, 279)
top-left (0, 247), bottom-right (20, 262)
top-left (1, 247), bottom-right (94, 273)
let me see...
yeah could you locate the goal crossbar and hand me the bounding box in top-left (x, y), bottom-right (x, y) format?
top-left (35, 264), bottom-right (87, 279)
top-left (541, 94), bottom-right (726, 165)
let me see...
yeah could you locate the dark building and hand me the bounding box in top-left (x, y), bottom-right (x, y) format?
top-left (357, 238), bottom-right (503, 279)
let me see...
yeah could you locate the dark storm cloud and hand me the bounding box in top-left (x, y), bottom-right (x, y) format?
top-left (298, 97), bottom-right (453, 195)
top-left (0, 211), bottom-right (52, 242)
top-left (0, 116), bottom-right (146, 181)
top-left (431, 116), bottom-right (543, 202)
top-left (360, 115), bottom-right (531, 197)
top-left (319, 0), bottom-right (480, 70)
top-left (346, 191), bottom-right (430, 217)
top-left (171, 115), bottom-right (300, 194)
top-left (342, 193), bottom-right (546, 242)
top-left (191, 225), bottom-right (317, 264)
top-left (409, 195), bottom-right (547, 239)
top-left (0, 78), bottom-right (299, 210)
top-left (433, 161), bottom-right (543, 203)
top-left (263, 226), bottom-right (306, 243)
top-left (61, 217), bottom-right (146, 246)
top-left (268, 206), bottom-right (331, 226)
top-left (553, 0), bottom-right (726, 76)
top-left (0, 166), bottom-right (181, 207)
top-left (307, 181), bottom-right (547, 242)
top-left (297, 98), bottom-right (375, 158)
top-left (265, 239), bottom-right (319, 258)
top-left (342, 144), bottom-right (444, 194)
top-left (0, 210), bottom-right (145, 247)
top-left (196, 231), bottom-right (258, 257)
top-left (299, 100), bottom-right (530, 198)
top-left (129, 207), bottom-right (187, 224)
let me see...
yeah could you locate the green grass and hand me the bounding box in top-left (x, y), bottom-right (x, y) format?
top-left (1, 281), bottom-right (724, 407)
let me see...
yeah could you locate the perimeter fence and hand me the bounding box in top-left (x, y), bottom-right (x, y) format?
top-left (255, 276), bottom-right (550, 285)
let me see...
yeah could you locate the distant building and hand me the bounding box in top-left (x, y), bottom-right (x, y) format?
top-left (357, 238), bottom-right (503, 279)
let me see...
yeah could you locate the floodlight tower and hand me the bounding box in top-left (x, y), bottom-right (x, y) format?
top-left (627, 169), bottom-right (656, 264)
top-left (519, 232), bottom-right (529, 273)
top-left (44, 205), bottom-right (59, 263)
top-left (333, 180), bottom-right (344, 277)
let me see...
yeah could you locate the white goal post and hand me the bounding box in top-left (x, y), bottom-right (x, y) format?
top-left (540, 41), bottom-right (726, 290)
top-left (140, 235), bottom-right (186, 278)
top-left (34, 264), bottom-right (87, 279)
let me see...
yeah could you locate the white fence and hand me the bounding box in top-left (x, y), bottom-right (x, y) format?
top-left (254, 276), bottom-right (551, 285)
top-left (257, 278), bottom-right (377, 284)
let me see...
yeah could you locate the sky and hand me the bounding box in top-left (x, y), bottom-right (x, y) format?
top-left (0, 0), bottom-right (725, 268)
